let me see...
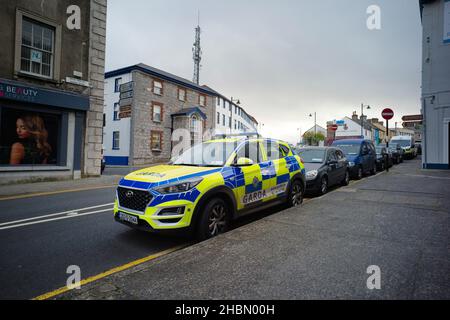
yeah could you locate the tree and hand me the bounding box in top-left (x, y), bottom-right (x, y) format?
top-left (303, 131), bottom-right (325, 146)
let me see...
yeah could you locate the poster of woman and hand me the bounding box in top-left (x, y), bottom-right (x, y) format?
top-left (0, 108), bottom-right (59, 165)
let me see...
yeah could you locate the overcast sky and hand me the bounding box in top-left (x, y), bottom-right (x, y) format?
top-left (105, 0), bottom-right (422, 144)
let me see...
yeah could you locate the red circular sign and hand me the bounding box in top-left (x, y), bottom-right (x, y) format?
top-left (382, 108), bottom-right (394, 120)
top-left (330, 124), bottom-right (338, 131)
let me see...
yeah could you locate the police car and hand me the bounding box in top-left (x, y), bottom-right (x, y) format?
top-left (114, 134), bottom-right (306, 240)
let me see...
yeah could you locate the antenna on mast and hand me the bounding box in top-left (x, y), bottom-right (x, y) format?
top-left (192, 11), bottom-right (202, 85)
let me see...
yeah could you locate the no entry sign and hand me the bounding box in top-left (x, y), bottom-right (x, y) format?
top-left (330, 124), bottom-right (338, 131)
top-left (382, 108), bottom-right (394, 120)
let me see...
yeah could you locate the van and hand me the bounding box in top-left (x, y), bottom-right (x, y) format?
top-left (331, 139), bottom-right (376, 179)
top-left (390, 135), bottom-right (416, 159)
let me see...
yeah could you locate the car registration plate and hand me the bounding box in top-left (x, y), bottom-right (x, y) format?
top-left (118, 212), bottom-right (138, 225)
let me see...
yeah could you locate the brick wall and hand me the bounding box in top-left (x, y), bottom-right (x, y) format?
top-left (83, 0), bottom-right (107, 176)
top-left (130, 70), bottom-right (215, 165)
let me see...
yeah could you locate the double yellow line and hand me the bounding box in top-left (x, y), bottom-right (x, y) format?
top-left (33, 244), bottom-right (188, 300)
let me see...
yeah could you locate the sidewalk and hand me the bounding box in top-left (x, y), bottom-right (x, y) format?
top-left (56, 159), bottom-right (450, 300)
top-left (0, 175), bottom-right (121, 199)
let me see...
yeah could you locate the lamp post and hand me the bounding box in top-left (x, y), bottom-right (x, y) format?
top-left (360, 104), bottom-right (371, 138)
top-left (309, 112), bottom-right (317, 135)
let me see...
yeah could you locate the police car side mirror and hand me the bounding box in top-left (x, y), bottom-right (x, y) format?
top-left (235, 157), bottom-right (254, 166)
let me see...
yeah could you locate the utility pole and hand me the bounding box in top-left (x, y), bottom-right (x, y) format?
top-left (192, 13), bottom-right (202, 85)
top-left (361, 103), bottom-right (371, 138)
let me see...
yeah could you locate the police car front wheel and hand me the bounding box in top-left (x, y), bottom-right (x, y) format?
top-left (196, 198), bottom-right (230, 241)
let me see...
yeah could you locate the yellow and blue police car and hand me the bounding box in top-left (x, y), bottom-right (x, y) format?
top-left (114, 134), bottom-right (306, 240)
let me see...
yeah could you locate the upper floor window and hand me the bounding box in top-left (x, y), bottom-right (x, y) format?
top-left (114, 78), bottom-right (122, 92)
top-left (217, 97), bottom-right (221, 106)
top-left (112, 131), bottom-right (120, 150)
top-left (199, 94), bottom-right (206, 107)
top-left (222, 114), bottom-right (226, 126)
top-left (20, 18), bottom-right (54, 78)
top-left (113, 103), bottom-right (120, 121)
top-left (178, 88), bottom-right (186, 101)
top-left (152, 103), bottom-right (162, 122)
top-left (217, 112), bottom-right (220, 125)
top-left (153, 80), bottom-right (163, 95)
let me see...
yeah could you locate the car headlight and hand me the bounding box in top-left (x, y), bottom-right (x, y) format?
top-left (306, 170), bottom-right (318, 180)
top-left (154, 178), bottom-right (203, 194)
top-left (348, 161), bottom-right (355, 167)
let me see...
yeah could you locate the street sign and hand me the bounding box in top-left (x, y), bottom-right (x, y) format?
top-left (402, 114), bottom-right (423, 122)
top-left (119, 97), bottom-right (133, 107)
top-left (382, 108), bottom-right (394, 120)
top-left (119, 81), bottom-right (134, 93)
top-left (120, 90), bottom-right (133, 100)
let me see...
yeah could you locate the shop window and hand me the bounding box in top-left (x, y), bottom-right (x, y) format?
top-left (20, 18), bottom-right (54, 78)
top-left (0, 107), bottom-right (60, 166)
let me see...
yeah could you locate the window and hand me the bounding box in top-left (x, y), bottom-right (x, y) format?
top-left (153, 80), bottom-right (163, 95)
top-left (280, 144), bottom-right (290, 156)
top-left (178, 88), bottom-right (186, 101)
top-left (114, 78), bottom-right (122, 92)
top-left (234, 120), bottom-right (237, 130)
top-left (151, 131), bottom-right (162, 151)
top-left (229, 116), bottom-right (232, 128)
top-left (103, 114), bottom-right (106, 127)
top-left (190, 115), bottom-right (200, 133)
top-left (113, 103), bottom-right (120, 121)
top-left (235, 106), bottom-right (238, 114)
top-left (265, 141), bottom-right (282, 161)
top-left (20, 18), bottom-right (54, 78)
top-left (222, 114), bottom-right (226, 126)
top-left (217, 112), bottom-right (220, 125)
top-left (152, 103), bottom-right (162, 122)
top-left (217, 98), bottom-right (221, 106)
top-left (327, 150), bottom-right (337, 162)
top-left (199, 94), bottom-right (206, 107)
top-left (112, 131), bottom-right (120, 150)
top-left (236, 142), bottom-right (262, 164)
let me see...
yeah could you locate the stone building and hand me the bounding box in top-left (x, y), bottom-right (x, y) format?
top-left (103, 64), bottom-right (216, 165)
top-left (0, 0), bottom-right (107, 183)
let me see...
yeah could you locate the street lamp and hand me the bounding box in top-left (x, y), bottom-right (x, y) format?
top-left (309, 112), bottom-right (317, 134)
top-left (360, 104), bottom-right (371, 138)
top-left (230, 97), bottom-right (240, 133)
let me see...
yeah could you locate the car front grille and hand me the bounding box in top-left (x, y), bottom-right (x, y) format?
top-left (117, 187), bottom-right (153, 212)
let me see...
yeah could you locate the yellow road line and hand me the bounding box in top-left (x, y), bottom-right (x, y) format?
top-left (33, 244), bottom-right (189, 300)
top-left (0, 185), bottom-right (116, 201)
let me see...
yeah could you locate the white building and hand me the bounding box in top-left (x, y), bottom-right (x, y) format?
top-left (206, 88), bottom-right (258, 135)
top-left (334, 116), bottom-right (373, 141)
top-left (420, 0), bottom-right (450, 169)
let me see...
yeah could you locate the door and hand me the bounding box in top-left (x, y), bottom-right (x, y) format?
top-left (334, 149), bottom-right (347, 183)
top-left (326, 150), bottom-right (339, 186)
top-left (233, 141), bottom-right (265, 211)
top-left (261, 140), bottom-right (291, 201)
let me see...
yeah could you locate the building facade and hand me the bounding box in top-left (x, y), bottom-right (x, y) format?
top-left (212, 92), bottom-right (258, 135)
top-left (420, 0), bottom-right (450, 169)
top-left (0, 0), bottom-right (107, 183)
top-left (103, 64), bottom-right (216, 165)
top-left (333, 115), bottom-right (373, 141)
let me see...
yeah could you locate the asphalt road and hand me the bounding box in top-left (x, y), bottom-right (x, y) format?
top-left (0, 182), bottom-right (295, 300)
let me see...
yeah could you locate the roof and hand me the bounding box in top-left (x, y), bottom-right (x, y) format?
top-left (332, 139), bottom-right (366, 144)
top-left (351, 117), bottom-right (374, 131)
top-left (105, 63), bottom-right (216, 96)
top-left (171, 106), bottom-right (207, 119)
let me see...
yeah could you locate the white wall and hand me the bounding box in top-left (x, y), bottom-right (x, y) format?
top-left (335, 117), bottom-right (372, 140)
top-left (421, 0), bottom-right (450, 168)
top-left (103, 73), bottom-right (132, 161)
top-left (214, 96), bottom-right (258, 134)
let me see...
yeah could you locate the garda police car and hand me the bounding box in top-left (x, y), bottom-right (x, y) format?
top-left (114, 134), bottom-right (306, 240)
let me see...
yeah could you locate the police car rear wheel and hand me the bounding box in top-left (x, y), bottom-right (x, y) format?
top-left (290, 181), bottom-right (303, 207)
top-left (196, 198), bottom-right (230, 240)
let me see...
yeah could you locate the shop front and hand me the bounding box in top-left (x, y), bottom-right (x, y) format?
top-left (0, 78), bottom-right (89, 183)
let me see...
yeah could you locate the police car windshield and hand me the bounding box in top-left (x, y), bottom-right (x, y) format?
top-left (298, 149), bottom-right (325, 163)
top-left (391, 140), bottom-right (411, 147)
top-left (172, 141), bottom-right (238, 167)
top-left (334, 144), bottom-right (359, 155)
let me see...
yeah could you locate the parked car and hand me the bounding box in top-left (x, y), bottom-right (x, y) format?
top-left (375, 146), bottom-right (393, 171)
top-left (390, 135), bottom-right (417, 159)
top-left (298, 147), bottom-right (349, 195)
top-left (379, 143), bottom-right (403, 164)
top-left (114, 135), bottom-right (306, 240)
top-left (331, 139), bottom-right (376, 180)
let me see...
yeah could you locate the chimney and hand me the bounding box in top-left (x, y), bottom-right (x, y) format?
top-left (352, 111), bottom-right (358, 121)
top-left (371, 118), bottom-right (379, 123)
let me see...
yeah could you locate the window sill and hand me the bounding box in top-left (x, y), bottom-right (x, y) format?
top-left (112, 148), bottom-right (120, 150)
top-left (152, 149), bottom-right (162, 152)
top-left (16, 71), bottom-right (58, 84)
top-left (0, 165), bottom-right (71, 172)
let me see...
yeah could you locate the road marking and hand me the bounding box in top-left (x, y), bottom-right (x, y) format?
top-left (32, 244), bottom-right (189, 300)
top-left (0, 208), bottom-right (113, 230)
top-left (0, 203), bottom-right (114, 227)
top-left (0, 185), bottom-right (116, 201)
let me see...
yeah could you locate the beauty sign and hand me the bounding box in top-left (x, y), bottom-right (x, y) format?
top-left (31, 50), bottom-right (42, 63)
